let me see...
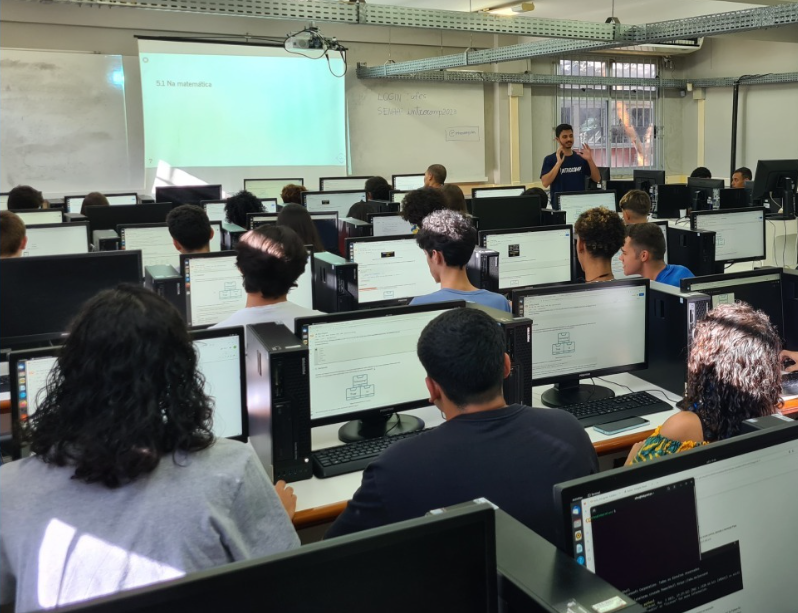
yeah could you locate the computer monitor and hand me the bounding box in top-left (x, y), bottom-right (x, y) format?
top-left (512, 279), bottom-right (649, 407)
top-left (181, 252), bottom-right (246, 327)
top-left (605, 180), bottom-right (634, 210)
top-left (390, 190), bottom-right (409, 204)
top-left (392, 173), bottom-right (426, 191)
top-left (120, 222), bottom-right (222, 276)
top-left (295, 302), bottom-right (464, 441)
top-left (64, 192), bottom-right (138, 213)
top-left (654, 184), bottom-right (689, 219)
top-left (202, 201), bottom-right (227, 223)
top-left (243, 177), bottom-right (303, 202)
top-left (632, 169), bottom-right (665, 194)
top-left (751, 159), bottom-right (798, 214)
top-left (689, 207), bottom-right (766, 265)
top-left (0, 251), bottom-right (142, 347)
top-left (687, 177), bottom-right (725, 211)
top-left (247, 212), bottom-right (278, 230)
top-left (586, 166), bottom-right (611, 190)
top-left (0, 193), bottom-right (9, 211)
top-left (556, 191), bottom-right (616, 223)
top-left (680, 268), bottom-right (784, 339)
top-left (154, 185), bottom-right (222, 206)
top-left (718, 188), bottom-right (750, 210)
top-left (469, 196), bottom-right (542, 232)
top-left (556, 424), bottom-right (798, 613)
top-left (471, 186), bottom-right (525, 199)
top-left (302, 190), bottom-right (365, 218)
top-left (346, 236), bottom-right (440, 307)
top-left (83, 202), bottom-right (174, 232)
top-left (252, 211), bottom-right (339, 253)
top-left (22, 222), bottom-right (90, 257)
top-left (480, 225), bottom-right (574, 291)
top-left (367, 212), bottom-right (414, 237)
top-left (611, 220), bottom-right (668, 280)
top-left (15, 209), bottom-right (63, 225)
top-left (319, 176), bottom-right (370, 192)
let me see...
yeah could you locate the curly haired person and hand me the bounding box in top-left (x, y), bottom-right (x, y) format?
top-left (573, 206), bottom-right (625, 283)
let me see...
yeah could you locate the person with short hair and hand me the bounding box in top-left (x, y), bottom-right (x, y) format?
top-left (620, 223), bottom-right (693, 287)
top-left (80, 192), bottom-right (109, 215)
top-left (166, 204), bottom-right (215, 254)
top-left (423, 164), bottom-right (447, 188)
top-left (0, 211), bottom-right (27, 258)
top-left (365, 176), bottom-right (391, 201)
top-left (574, 207), bottom-right (625, 283)
top-left (441, 184), bottom-right (468, 215)
top-left (0, 285), bottom-right (299, 611)
top-left (540, 124), bottom-right (601, 209)
top-left (277, 203), bottom-right (325, 252)
top-left (731, 166), bottom-right (753, 189)
top-left (400, 187), bottom-right (447, 229)
top-left (7, 185), bottom-right (43, 211)
top-left (627, 302), bottom-right (782, 464)
top-left (411, 210), bottom-right (510, 312)
top-left (521, 187), bottom-right (549, 209)
top-left (690, 167), bottom-right (712, 179)
top-left (212, 224), bottom-right (321, 331)
top-left (619, 189), bottom-right (652, 225)
top-left (280, 184), bottom-right (308, 205)
top-left (224, 190), bottom-right (264, 229)
top-left (326, 307), bottom-right (598, 543)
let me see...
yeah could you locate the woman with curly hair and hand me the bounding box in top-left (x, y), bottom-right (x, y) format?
top-left (0, 285), bottom-right (299, 611)
top-left (280, 183), bottom-right (307, 205)
top-left (627, 302), bottom-right (782, 464)
top-left (224, 190), bottom-right (264, 228)
top-left (573, 206), bottom-right (625, 283)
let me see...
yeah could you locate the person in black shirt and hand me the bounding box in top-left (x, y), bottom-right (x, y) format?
top-left (540, 123), bottom-right (601, 209)
top-left (325, 308), bottom-right (599, 544)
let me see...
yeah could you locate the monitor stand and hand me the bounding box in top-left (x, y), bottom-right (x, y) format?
top-left (338, 413), bottom-right (425, 443)
top-left (541, 379), bottom-right (615, 408)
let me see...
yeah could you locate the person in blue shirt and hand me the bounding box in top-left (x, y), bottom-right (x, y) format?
top-left (410, 209), bottom-right (511, 312)
top-left (540, 123), bottom-right (601, 210)
top-left (620, 222), bottom-right (694, 287)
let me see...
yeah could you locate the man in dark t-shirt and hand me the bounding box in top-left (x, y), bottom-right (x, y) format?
top-left (540, 123), bottom-right (601, 210)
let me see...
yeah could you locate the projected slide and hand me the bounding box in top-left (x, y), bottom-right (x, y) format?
top-left (138, 40), bottom-right (346, 170)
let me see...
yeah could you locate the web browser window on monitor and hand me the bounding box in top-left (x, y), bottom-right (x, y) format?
top-left (350, 239), bottom-right (439, 304)
top-left (484, 228), bottom-right (571, 289)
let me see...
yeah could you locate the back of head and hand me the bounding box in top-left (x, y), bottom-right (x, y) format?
top-left (276, 203), bottom-right (324, 252)
top-left (686, 302), bottom-right (781, 441)
top-left (426, 164), bottom-right (447, 186)
top-left (401, 187), bottom-right (447, 226)
top-left (416, 209), bottom-right (476, 268)
top-left (418, 308), bottom-right (506, 408)
top-left (619, 189), bottom-right (652, 221)
top-left (441, 184), bottom-right (467, 215)
top-left (521, 187), bottom-right (549, 208)
top-left (80, 192), bottom-right (109, 215)
top-left (365, 176), bottom-right (390, 201)
top-left (555, 123), bottom-right (573, 138)
top-left (8, 185), bottom-right (43, 211)
top-left (225, 190), bottom-right (264, 228)
top-left (0, 211), bottom-right (26, 257)
top-left (236, 224), bottom-right (308, 298)
top-left (281, 183), bottom-right (308, 205)
top-left (690, 167), bottom-right (712, 179)
top-left (626, 222), bottom-right (666, 261)
top-left (166, 204), bottom-right (213, 251)
top-left (347, 201), bottom-right (375, 222)
top-left (734, 166), bottom-right (753, 181)
top-left (574, 207), bottom-right (625, 260)
top-left (28, 284), bottom-right (214, 488)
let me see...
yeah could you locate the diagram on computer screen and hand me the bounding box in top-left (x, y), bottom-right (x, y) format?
top-left (552, 331), bottom-right (576, 356)
top-left (219, 280), bottom-right (242, 300)
top-left (346, 374), bottom-right (376, 400)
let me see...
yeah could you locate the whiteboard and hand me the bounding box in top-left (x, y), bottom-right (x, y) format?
top-left (0, 49), bottom-right (138, 193)
top-left (347, 79), bottom-right (486, 182)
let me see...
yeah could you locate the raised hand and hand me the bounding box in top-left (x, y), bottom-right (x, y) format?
top-left (578, 143), bottom-right (593, 162)
top-left (556, 145), bottom-right (565, 164)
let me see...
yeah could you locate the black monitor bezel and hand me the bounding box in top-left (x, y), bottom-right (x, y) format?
top-left (82, 202), bottom-right (175, 233)
top-left (295, 301), bottom-right (466, 427)
top-left (717, 187), bottom-right (751, 210)
top-left (653, 183), bottom-right (689, 219)
top-left (319, 176), bottom-right (371, 192)
top-left (202, 200), bottom-right (227, 223)
top-left (14, 208), bottom-right (65, 225)
top-left (632, 169), bottom-right (666, 188)
top-left (23, 221), bottom-right (91, 256)
top-left (154, 185), bottom-right (223, 205)
top-left (180, 250), bottom-right (241, 329)
top-left (679, 266), bottom-right (783, 294)
top-left (471, 186), bottom-right (526, 199)
top-left (117, 222), bottom-right (174, 276)
top-left (64, 192), bottom-right (139, 213)
top-left (247, 212), bottom-right (278, 230)
top-left (605, 180), bottom-right (634, 210)
top-left (469, 195), bottom-right (542, 232)
top-left (189, 326), bottom-right (249, 442)
top-left (478, 224), bottom-right (575, 292)
top-left (391, 173), bottom-right (426, 190)
top-left (556, 190), bottom-right (618, 219)
top-left (510, 278), bottom-right (650, 386)
top-left (751, 159), bottom-right (798, 202)
top-left (689, 206), bottom-right (767, 264)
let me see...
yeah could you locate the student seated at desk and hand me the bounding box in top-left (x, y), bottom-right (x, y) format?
top-left (7, 185), bottom-right (44, 211)
top-left (627, 303), bottom-right (782, 464)
top-left (620, 222), bottom-right (693, 287)
top-left (280, 183), bottom-right (307, 205)
top-left (522, 186), bottom-right (549, 208)
top-left (213, 225), bottom-right (321, 331)
top-left (424, 163), bottom-right (447, 189)
top-left (400, 187), bottom-right (447, 229)
top-left (442, 184), bottom-right (468, 215)
top-left (619, 189), bottom-right (651, 225)
top-left (347, 176), bottom-right (392, 221)
top-left (277, 203), bottom-right (325, 252)
top-left (325, 308), bottom-right (598, 545)
top-left (574, 207), bottom-right (625, 283)
top-left (731, 166), bottom-right (752, 189)
top-left (411, 210), bottom-right (510, 312)
top-left (224, 190), bottom-right (263, 228)
top-left (690, 166), bottom-right (712, 179)
top-left (0, 285), bottom-right (299, 612)
top-left (80, 192), bottom-right (109, 215)
top-left (166, 204), bottom-right (215, 254)
top-left (0, 211), bottom-right (27, 258)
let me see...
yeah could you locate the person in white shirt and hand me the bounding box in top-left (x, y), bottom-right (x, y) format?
top-left (213, 224), bottom-right (321, 331)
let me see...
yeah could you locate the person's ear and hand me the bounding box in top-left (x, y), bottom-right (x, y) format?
top-left (19, 236), bottom-right (28, 254)
top-left (208, 227), bottom-right (215, 242)
top-left (502, 353), bottom-right (511, 379)
top-left (425, 376), bottom-right (443, 405)
top-left (172, 238), bottom-right (184, 253)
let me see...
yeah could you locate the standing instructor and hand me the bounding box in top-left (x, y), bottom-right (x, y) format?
top-left (540, 123), bottom-right (601, 210)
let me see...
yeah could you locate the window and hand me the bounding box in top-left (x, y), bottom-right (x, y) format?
top-left (557, 58), bottom-right (661, 171)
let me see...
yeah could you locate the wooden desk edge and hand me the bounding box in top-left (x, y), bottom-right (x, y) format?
top-left (293, 501), bottom-right (348, 529)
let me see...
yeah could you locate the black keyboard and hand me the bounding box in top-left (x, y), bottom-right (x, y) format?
top-left (312, 428), bottom-right (435, 478)
top-left (561, 391), bottom-right (672, 428)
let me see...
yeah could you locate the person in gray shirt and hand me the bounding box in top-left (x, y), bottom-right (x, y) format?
top-left (0, 285), bottom-right (299, 612)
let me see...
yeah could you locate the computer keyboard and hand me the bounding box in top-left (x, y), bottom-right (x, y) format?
top-left (561, 391), bottom-right (673, 428)
top-left (312, 428), bottom-right (435, 478)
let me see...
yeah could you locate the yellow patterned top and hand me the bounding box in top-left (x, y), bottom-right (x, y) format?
top-left (630, 426), bottom-right (708, 464)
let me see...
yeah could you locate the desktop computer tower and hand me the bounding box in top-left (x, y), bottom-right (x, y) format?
top-left (92, 229), bottom-right (120, 251)
top-left (246, 323), bottom-right (312, 483)
top-left (144, 265), bottom-right (185, 319)
top-left (221, 222), bottom-right (246, 250)
top-left (666, 226), bottom-right (718, 276)
top-left (467, 304), bottom-right (533, 407)
top-left (540, 209), bottom-right (566, 227)
top-left (466, 246), bottom-right (500, 294)
top-left (783, 267), bottom-right (798, 350)
top-left (632, 281), bottom-right (711, 395)
top-left (313, 251), bottom-right (358, 313)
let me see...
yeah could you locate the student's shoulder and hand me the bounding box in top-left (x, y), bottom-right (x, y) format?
top-left (659, 411), bottom-right (704, 443)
